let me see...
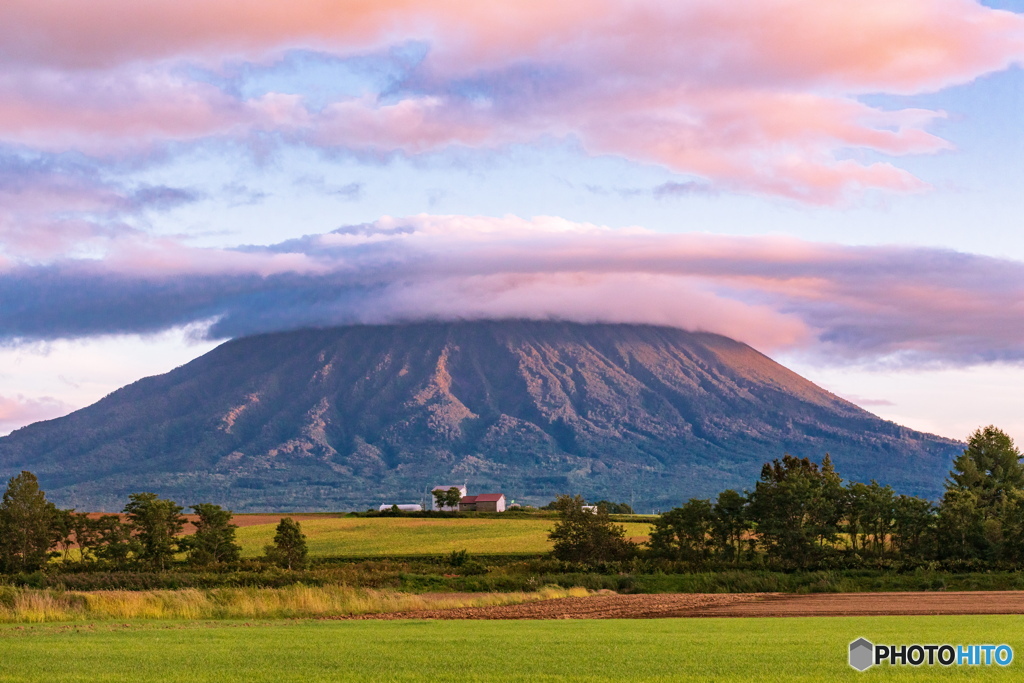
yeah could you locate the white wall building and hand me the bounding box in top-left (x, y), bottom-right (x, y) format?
top-left (432, 484), bottom-right (468, 511)
top-left (378, 504), bottom-right (423, 512)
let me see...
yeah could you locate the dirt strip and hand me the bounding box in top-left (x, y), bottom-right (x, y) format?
top-left (342, 593), bottom-right (768, 620)
top-left (339, 591), bottom-right (1024, 620)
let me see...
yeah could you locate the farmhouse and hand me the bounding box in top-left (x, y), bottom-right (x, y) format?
top-left (431, 484), bottom-right (468, 511)
top-left (459, 493), bottom-right (506, 512)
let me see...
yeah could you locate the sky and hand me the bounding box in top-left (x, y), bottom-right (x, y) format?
top-left (1, 0), bottom-right (1024, 445)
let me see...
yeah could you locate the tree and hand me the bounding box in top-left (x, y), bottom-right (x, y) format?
top-left (937, 426), bottom-right (1024, 561)
top-left (806, 455), bottom-right (845, 551)
top-left (936, 488), bottom-right (986, 560)
top-left (998, 490), bottom-right (1024, 563)
top-left (649, 499), bottom-right (714, 563)
top-left (846, 481), bottom-right (895, 557)
top-left (712, 489), bottom-right (748, 563)
top-left (594, 501), bottom-right (634, 515)
top-left (0, 471), bottom-right (58, 573)
top-left (123, 493), bottom-right (186, 570)
top-left (184, 503), bottom-right (241, 565)
top-left (890, 495), bottom-right (935, 559)
top-left (747, 455), bottom-right (843, 568)
top-left (548, 495), bottom-right (633, 563)
top-left (264, 517), bottom-right (308, 569)
top-left (432, 487), bottom-right (463, 511)
top-left (947, 426), bottom-right (1024, 512)
top-left (69, 513), bottom-right (104, 564)
top-left (92, 514), bottom-right (134, 565)
top-left (51, 508), bottom-right (77, 563)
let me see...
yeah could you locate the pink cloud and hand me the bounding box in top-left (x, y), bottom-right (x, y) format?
top-left (0, 1), bottom-right (1021, 200)
top-left (0, 69), bottom-right (310, 154)
top-left (2, 0), bottom-right (1020, 92)
top-left (0, 394), bottom-right (73, 434)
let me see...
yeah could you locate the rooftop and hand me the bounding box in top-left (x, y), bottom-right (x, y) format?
top-left (475, 493), bottom-right (505, 502)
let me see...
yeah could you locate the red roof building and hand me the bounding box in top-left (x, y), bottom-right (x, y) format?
top-left (470, 493), bottom-right (506, 513)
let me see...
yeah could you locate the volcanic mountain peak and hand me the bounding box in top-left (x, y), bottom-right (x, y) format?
top-left (0, 320), bottom-right (960, 511)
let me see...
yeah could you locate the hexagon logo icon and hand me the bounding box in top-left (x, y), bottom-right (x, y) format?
top-left (849, 638), bottom-right (874, 671)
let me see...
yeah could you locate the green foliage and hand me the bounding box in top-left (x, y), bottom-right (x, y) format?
top-left (447, 549), bottom-right (470, 567)
top-left (747, 454), bottom-right (844, 568)
top-left (432, 487), bottom-right (463, 510)
top-left (184, 503), bottom-right (241, 565)
top-left (712, 490), bottom-right (747, 563)
top-left (649, 499), bottom-right (714, 563)
top-left (0, 472), bottom-right (59, 573)
top-left (948, 425), bottom-right (1024, 510)
top-left (547, 495), bottom-right (634, 563)
top-left (845, 480), bottom-right (895, 556)
top-left (264, 518), bottom-right (308, 570)
top-left (934, 426), bottom-right (1024, 561)
top-left (890, 494), bottom-right (934, 559)
top-left (123, 493), bottom-right (186, 570)
top-left (50, 508), bottom-right (76, 564)
top-left (92, 514), bottom-right (133, 564)
top-left (593, 500), bottom-right (634, 514)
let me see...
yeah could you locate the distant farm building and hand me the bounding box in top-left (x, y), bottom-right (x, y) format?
top-left (378, 504), bottom-right (423, 512)
top-left (432, 484), bottom-right (468, 511)
top-left (460, 493), bottom-right (506, 512)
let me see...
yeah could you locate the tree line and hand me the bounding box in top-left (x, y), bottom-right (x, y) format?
top-left (550, 426), bottom-right (1024, 570)
top-left (0, 474), bottom-right (308, 574)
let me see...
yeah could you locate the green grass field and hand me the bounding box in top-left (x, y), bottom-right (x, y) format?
top-left (234, 517), bottom-right (653, 557)
top-left (1, 615), bottom-right (1019, 682)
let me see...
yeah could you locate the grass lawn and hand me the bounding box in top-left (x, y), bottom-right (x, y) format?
top-left (234, 517), bottom-right (653, 557)
top-left (1, 615), bottom-right (1019, 682)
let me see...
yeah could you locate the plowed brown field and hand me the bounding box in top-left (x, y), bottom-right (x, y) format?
top-left (341, 591), bottom-right (1024, 620)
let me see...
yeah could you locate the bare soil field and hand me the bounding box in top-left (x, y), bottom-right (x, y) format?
top-left (342, 590), bottom-right (1024, 620)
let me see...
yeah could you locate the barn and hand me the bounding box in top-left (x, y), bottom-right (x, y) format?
top-left (471, 493), bottom-right (506, 513)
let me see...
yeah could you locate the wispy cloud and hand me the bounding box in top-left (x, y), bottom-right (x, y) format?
top-left (0, 151), bottom-right (200, 258)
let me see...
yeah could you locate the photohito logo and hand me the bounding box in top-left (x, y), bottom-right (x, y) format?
top-left (849, 638), bottom-right (1013, 671)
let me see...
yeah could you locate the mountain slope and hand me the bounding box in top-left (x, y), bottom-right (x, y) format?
top-left (0, 321), bottom-right (961, 511)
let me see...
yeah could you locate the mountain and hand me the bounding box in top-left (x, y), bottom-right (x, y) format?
top-left (0, 321), bottom-right (961, 511)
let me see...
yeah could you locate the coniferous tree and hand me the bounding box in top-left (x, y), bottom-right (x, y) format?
top-left (265, 517), bottom-right (308, 569)
top-left (938, 426), bottom-right (1024, 560)
top-left (185, 503), bottom-right (241, 565)
top-left (947, 426), bottom-right (1024, 512)
top-left (0, 471), bottom-right (58, 573)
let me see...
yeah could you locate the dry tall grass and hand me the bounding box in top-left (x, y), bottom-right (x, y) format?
top-left (0, 585), bottom-right (588, 623)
